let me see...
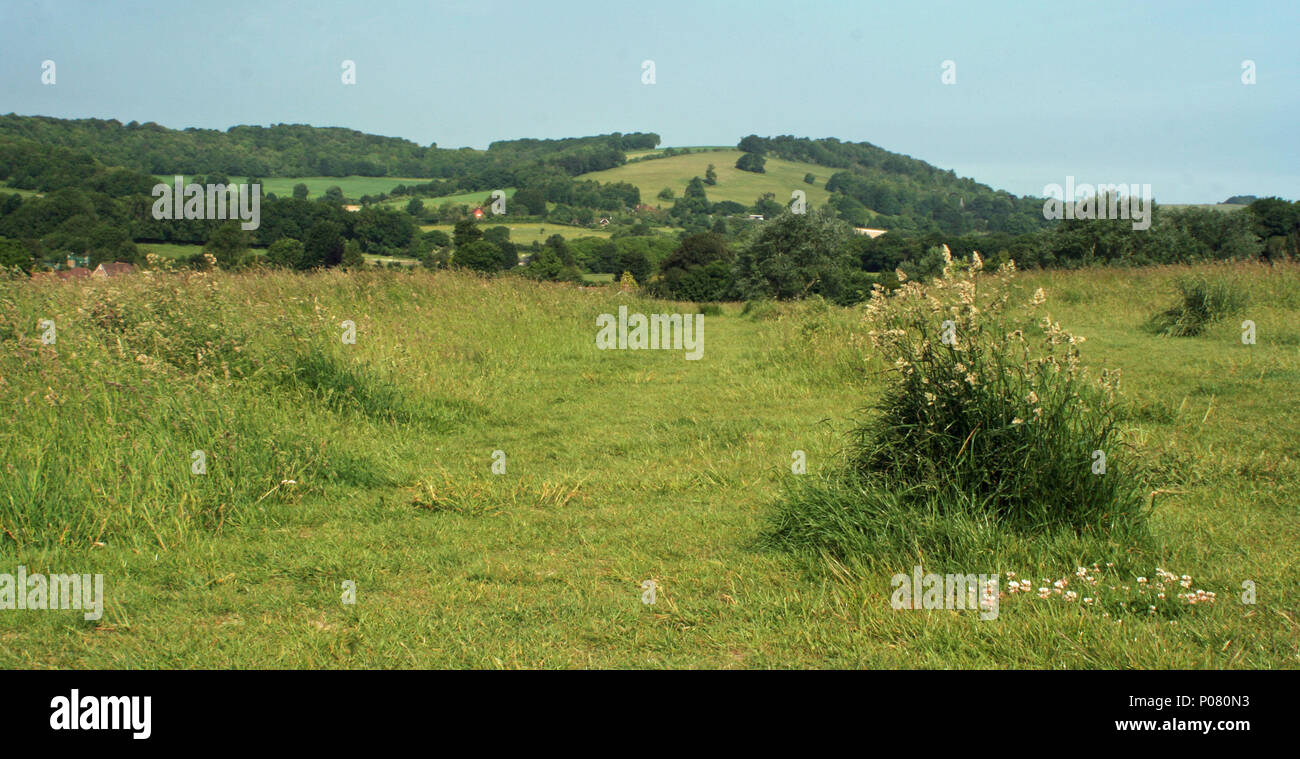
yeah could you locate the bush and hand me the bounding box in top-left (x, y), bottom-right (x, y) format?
top-left (453, 240), bottom-right (503, 273)
top-left (652, 232), bottom-right (734, 301)
top-left (1145, 275), bottom-right (1248, 337)
top-left (266, 237), bottom-right (304, 269)
top-left (765, 248), bottom-right (1148, 564)
top-left (733, 209), bottom-right (856, 303)
top-left (422, 229), bottom-right (451, 248)
top-left (735, 152), bottom-right (766, 173)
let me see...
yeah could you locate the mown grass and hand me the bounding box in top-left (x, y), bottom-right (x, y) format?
top-left (0, 262), bottom-right (1296, 668)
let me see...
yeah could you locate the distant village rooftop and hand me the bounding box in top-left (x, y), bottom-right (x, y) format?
top-left (93, 262), bottom-right (135, 278)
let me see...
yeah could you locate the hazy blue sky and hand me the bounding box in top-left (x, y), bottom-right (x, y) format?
top-left (2, 0), bottom-right (1296, 202)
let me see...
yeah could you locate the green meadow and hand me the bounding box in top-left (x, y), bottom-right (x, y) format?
top-left (139, 242), bottom-right (416, 268)
top-left (585, 150), bottom-right (834, 210)
top-left (386, 188), bottom-right (516, 211)
top-left (419, 222), bottom-right (613, 246)
top-left (0, 262), bottom-right (1296, 668)
top-left (623, 146), bottom-right (732, 160)
top-left (151, 176), bottom-right (428, 201)
top-left (1161, 203), bottom-right (1249, 213)
top-left (146, 149), bottom-right (832, 213)
top-left (0, 183), bottom-right (43, 199)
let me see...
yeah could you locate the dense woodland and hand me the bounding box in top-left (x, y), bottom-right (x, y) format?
top-left (1, 114), bottom-right (1297, 305)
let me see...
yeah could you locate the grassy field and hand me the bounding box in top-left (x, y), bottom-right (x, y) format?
top-left (584, 150), bottom-right (834, 210)
top-left (0, 183), bottom-right (43, 199)
top-left (138, 241), bottom-right (415, 267)
top-left (384, 188), bottom-right (516, 211)
top-left (0, 262), bottom-right (1296, 668)
top-left (1162, 203), bottom-right (1248, 212)
top-left (420, 222), bottom-right (613, 246)
top-left (623, 146), bottom-right (732, 160)
top-left (151, 176), bottom-right (429, 201)
top-left (137, 242), bottom-right (205, 259)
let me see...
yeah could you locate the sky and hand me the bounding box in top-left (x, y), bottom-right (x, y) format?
top-left (1, 0), bottom-right (1296, 203)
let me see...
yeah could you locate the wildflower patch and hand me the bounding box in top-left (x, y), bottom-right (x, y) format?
top-left (1003, 565), bottom-right (1217, 621)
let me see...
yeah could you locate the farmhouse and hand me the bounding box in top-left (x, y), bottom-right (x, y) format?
top-left (853, 227), bottom-right (888, 238)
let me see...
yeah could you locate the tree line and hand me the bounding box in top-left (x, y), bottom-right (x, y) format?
top-left (0, 114), bottom-right (657, 179)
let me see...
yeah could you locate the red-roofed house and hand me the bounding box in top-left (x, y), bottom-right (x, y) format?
top-left (93, 262), bottom-right (135, 278)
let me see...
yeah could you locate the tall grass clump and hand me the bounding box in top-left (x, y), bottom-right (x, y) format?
top-left (278, 347), bottom-right (483, 428)
top-left (0, 274), bottom-right (404, 550)
top-left (1145, 274), bottom-right (1248, 336)
top-left (765, 247), bottom-right (1149, 566)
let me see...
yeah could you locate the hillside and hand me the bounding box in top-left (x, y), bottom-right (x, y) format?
top-left (0, 114), bottom-right (657, 179)
top-left (0, 114), bottom-right (1049, 233)
top-left (583, 150), bottom-right (834, 210)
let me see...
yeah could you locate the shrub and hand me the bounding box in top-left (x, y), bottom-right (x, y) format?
top-left (735, 152), bottom-right (766, 173)
top-left (1146, 275), bottom-right (1248, 336)
top-left (652, 232), bottom-right (734, 301)
top-left (265, 238), bottom-right (304, 268)
top-left (453, 240), bottom-right (503, 273)
top-left (734, 209), bottom-right (856, 303)
top-left (765, 248), bottom-right (1148, 564)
